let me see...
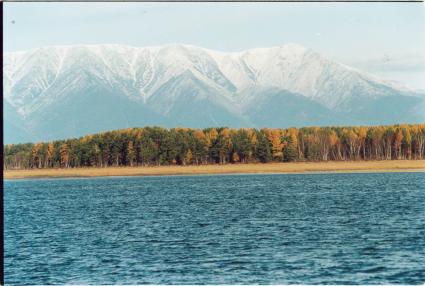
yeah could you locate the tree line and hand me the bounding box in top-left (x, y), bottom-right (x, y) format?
top-left (4, 124), bottom-right (425, 169)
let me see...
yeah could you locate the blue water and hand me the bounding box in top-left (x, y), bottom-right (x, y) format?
top-left (4, 173), bottom-right (425, 284)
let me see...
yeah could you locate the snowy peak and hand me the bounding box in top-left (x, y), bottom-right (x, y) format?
top-left (2, 43), bottom-right (365, 106)
top-left (3, 43), bottom-right (425, 143)
top-left (4, 43), bottom-right (421, 108)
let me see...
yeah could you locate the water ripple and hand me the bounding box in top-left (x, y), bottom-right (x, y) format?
top-left (4, 173), bottom-right (425, 284)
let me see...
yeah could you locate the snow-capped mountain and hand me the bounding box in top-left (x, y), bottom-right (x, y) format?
top-left (4, 43), bottom-right (425, 143)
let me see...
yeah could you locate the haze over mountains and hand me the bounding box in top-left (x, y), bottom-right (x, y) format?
top-left (4, 43), bottom-right (425, 144)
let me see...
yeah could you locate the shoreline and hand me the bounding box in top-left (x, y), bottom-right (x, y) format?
top-left (4, 160), bottom-right (425, 179)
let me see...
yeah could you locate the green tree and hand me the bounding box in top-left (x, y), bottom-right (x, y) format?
top-left (255, 132), bottom-right (272, 163)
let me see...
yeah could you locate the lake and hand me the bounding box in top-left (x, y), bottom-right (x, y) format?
top-left (4, 173), bottom-right (425, 284)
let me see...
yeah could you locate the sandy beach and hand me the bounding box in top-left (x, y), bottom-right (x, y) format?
top-left (4, 160), bottom-right (425, 179)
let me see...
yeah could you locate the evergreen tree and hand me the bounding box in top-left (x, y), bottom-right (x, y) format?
top-left (283, 136), bottom-right (298, 162)
top-left (255, 133), bottom-right (272, 163)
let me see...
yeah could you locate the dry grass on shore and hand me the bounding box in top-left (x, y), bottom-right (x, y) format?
top-left (4, 160), bottom-right (425, 179)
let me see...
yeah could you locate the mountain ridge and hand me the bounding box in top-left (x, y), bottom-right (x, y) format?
top-left (4, 43), bottom-right (425, 143)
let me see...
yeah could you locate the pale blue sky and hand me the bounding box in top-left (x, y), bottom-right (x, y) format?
top-left (4, 2), bottom-right (425, 89)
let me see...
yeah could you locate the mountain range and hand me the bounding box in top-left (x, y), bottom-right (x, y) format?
top-left (4, 43), bottom-right (425, 144)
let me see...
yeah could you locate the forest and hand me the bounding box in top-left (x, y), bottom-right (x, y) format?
top-left (4, 124), bottom-right (425, 170)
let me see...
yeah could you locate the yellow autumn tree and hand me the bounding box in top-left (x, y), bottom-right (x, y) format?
top-left (184, 149), bottom-right (193, 165)
top-left (60, 143), bottom-right (69, 168)
top-left (232, 152), bottom-right (240, 163)
top-left (266, 129), bottom-right (283, 161)
top-left (31, 143), bottom-right (43, 168)
top-left (47, 143), bottom-right (54, 168)
top-left (221, 128), bottom-right (232, 150)
top-left (127, 141), bottom-right (135, 166)
top-left (394, 128), bottom-right (404, 160)
top-left (207, 128), bottom-right (218, 141)
top-left (357, 127), bottom-right (368, 159)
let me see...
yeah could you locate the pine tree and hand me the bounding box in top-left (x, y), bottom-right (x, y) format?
top-left (256, 133), bottom-right (272, 163)
top-left (284, 137), bottom-right (298, 162)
